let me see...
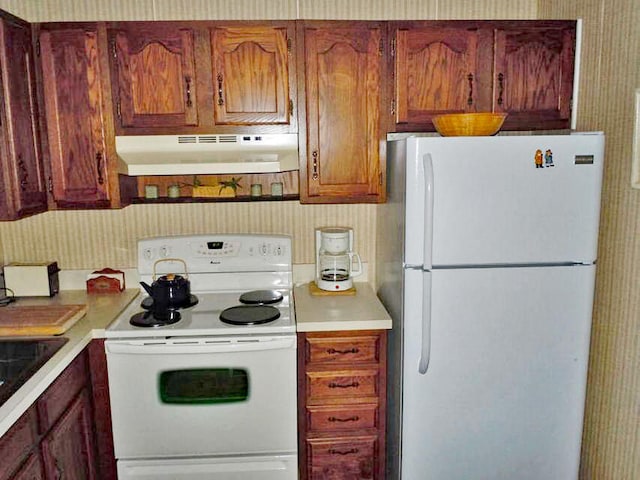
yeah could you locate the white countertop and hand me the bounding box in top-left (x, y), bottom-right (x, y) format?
top-left (1, 282), bottom-right (391, 437)
top-left (0, 289), bottom-right (139, 437)
top-left (294, 282), bottom-right (392, 332)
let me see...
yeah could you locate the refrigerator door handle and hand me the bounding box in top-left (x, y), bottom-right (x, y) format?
top-left (418, 272), bottom-right (432, 375)
top-left (422, 153), bottom-right (434, 270)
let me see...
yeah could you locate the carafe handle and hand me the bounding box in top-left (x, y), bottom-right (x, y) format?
top-left (349, 252), bottom-right (363, 277)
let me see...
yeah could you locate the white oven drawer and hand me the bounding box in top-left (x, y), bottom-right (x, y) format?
top-left (117, 455), bottom-right (298, 480)
top-left (105, 336), bottom-right (297, 459)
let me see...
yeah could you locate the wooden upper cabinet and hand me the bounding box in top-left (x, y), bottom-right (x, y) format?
top-left (39, 24), bottom-right (114, 208)
top-left (391, 20), bottom-right (576, 132)
top-left (0, 14), bottom-right (47, 220)
top-left (300, 22), bottom-right (385, 203)
top-left (394, 25), bottom-right (481, 128)
top-left (109, 23), bottom-right (198, 131)
top-left (211, 24), bottom-right (293, 126)
top-left (493, 23), bottom-right (575, 129)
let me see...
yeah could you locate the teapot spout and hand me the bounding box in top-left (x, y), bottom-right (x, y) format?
top-left (140, 281), bottom-right (153, 296)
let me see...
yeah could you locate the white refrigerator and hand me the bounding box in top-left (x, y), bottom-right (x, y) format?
top-left (376, 132), bottom-right (604, 480)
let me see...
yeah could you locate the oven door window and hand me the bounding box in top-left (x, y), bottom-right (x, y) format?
top-left (159, 368), bottom-right (249, 404)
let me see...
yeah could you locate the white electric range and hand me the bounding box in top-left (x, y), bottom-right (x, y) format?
top-left (105, 234), bottom-right (298, 480)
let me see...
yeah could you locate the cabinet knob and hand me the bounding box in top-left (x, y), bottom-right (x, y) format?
top-left (312, 150), bottom-right (319, 180)
top-left (217, 73), bottom-right (225, 106)
top-left (327, 347), bottom-right (359, 355)
top-left (185, 75), bottom-right (193, 108)
top-left (17, 154), bottom-right (28, 190)
top-left (328, 381), bottom-right (359, 389)
top-left (329, 447), bottom-right (359, 456)
top-left (497, 73), bottom-right (505, 106)
top-left (96, 151), bottom-right (104, 185)
top-left (328, 415), bottom-right (360, 423)
top-left (467, 73), bottom-right (474, 106)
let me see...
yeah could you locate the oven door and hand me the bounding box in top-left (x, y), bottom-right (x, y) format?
top-left (105, 336), bottom-right (297, 459)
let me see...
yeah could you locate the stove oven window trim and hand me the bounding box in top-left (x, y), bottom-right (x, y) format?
top-left (159, 368), bottom-right (250, 404)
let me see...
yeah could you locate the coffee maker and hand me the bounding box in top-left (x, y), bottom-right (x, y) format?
top-left (315, 227), bottom-right (362, 291)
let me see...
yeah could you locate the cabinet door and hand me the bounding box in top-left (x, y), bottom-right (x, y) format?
top-left (0, 407), bottom-right (38, 480)
top-left (394, 26), bottom-right (480, 129)
top-left (41, 390), bottom-right (97, 480)
top-left (10, 454), bottom-right (44, 480)
top-left (211, 24), bottom-right (293, 127)
top-left (301, 23), bottom-right (385, 203)
top-left (493, 23), bottom-right (575, 129)
top-left (110, 24), bottom-right (197, 130)
top-left (0, 16), bottom-right (47, 219)
top-left (39, 25), bottom-right (111, 208)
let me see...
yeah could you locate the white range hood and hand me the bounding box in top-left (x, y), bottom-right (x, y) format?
top-left (116, 133), bottom-right (299, 176)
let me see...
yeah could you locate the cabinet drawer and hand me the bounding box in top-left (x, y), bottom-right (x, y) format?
top-left (306, 368), bottom-right (378, 403)
top-left (0, 407), bottom-right (37, 480)
top-left (307, 404), bottom-right (378, 432)
top-left (37, 351), bottom-right (88, 433)
top-left (308, 436), bottom-right (377, 480)
top-left (304, 332), bottom-right (381, 365)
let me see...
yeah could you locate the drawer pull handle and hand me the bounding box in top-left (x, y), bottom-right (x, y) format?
top-left (327, 347), bottom-right (360, 355)
top-left (328, 415), bottom-right (359, 423)
top-left (328, 381), bottom-right (359, 389)
top-left (329, 447), bottom-right (359, 456)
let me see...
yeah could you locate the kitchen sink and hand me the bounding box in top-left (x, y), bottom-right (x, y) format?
top-left (0, 337), bottom-right (68, 407)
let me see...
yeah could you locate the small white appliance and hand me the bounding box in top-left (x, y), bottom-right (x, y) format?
top-left (315, 227), bottom-right (362, 291)
top-left (377, 132), bottom-right (604, 479)
top-left (105, 234), bottom-right (297, 480)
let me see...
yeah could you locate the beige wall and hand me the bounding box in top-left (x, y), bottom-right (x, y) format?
top-left (538, 1), bottom-right (640, 478)
top-left (0, 0), bottom-right (537, 271)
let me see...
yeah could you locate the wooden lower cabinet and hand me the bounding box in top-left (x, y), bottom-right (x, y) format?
top-left (298, 330), bottom-right (387, 480)
top-left (41, 390), bottom-right (97, 480)
top-left (0, 349), bottom-right (99, 480)
top-left (10, 454), bottom-right (44, 480)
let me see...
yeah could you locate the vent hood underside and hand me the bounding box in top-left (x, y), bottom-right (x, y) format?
top-left (116, 133), bottom-right (299, 176)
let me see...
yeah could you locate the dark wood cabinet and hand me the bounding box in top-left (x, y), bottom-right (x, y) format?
top-left (109, 23), bottom-right (198, 131)
top-left (210, 24), bottom-right (295, 127)
top-left (38, 23), bottom-right (120, 208)
top-left (393, 24), bottom-right (483, 129)
top-left (391, 20), bottom-right (576, 132)
top-left (298, 22), bottom-right (386, 203)
top-left (109, 21), bottom-right (296, 135)
top-left (0, 408), bottom-right (38, 480)
top-left (41, 390), bottom-right (97, 480)
top-left (10, 454), bottom-right (44, 480)
top-left (298, 330), bottom-right (387, 480)
top-left (0, 12), bottom-right (47, 220)
top-left (493, 23), bottom-right (575, 130)
top-left (0, 350), bottom-right (99, 480)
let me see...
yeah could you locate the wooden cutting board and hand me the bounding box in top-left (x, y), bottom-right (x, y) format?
top-left (0, 304), bottom-right (87, 336)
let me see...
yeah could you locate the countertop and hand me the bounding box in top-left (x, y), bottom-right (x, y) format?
top-left (294, 282), bottom-right (392, 332)
top-left (1, 282), bottom-right (391, 437)
top-left (0, 289), bottom-right (139, 437)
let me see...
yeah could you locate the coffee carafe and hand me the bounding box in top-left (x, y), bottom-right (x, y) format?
top-left (315, 227), bottom-right (362, 291)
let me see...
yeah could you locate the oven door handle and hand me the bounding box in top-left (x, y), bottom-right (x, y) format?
top-left (105, 337), bottom-right (296, 355)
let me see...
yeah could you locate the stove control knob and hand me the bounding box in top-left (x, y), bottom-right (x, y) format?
top-left (143, 248), bottom-right (153, 261)
top-left (159, 245), bottom-right (171, 257)
top-left (276, 245), bottom-right (283, 256)
top-left (260, 243), bottom-right (268, 256)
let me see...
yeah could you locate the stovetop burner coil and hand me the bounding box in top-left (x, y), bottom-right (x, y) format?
top-left (130, 310), bottom-right (182, 327)
top-left (238, 290), bottom-right (284, 305)
top-left (219, 305), bottom-right (281, 325)
top-left (140, 294), bottom-right (199, 311)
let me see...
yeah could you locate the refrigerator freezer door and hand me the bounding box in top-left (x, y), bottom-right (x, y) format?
top-left (403, 133), bottom-right (604, 267)
top-left (401, 265), bottom-right (595, 480)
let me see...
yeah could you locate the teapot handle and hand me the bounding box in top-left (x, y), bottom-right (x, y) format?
top-left (349, 252), bottom-right (363, 277)
top-left (152, 258), bottom-right (188, 280)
